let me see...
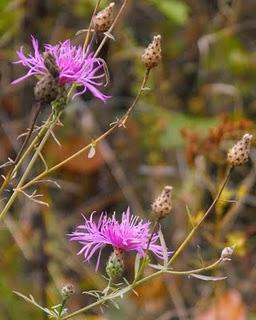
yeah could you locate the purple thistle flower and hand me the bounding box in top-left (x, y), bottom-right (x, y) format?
top-left (69, 207), bottom-right (169, 270)
top-left (12, 36), bottom-right (110, 102)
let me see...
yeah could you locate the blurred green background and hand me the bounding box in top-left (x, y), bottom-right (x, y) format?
top-left (0, 0), bottom-right (255, 319)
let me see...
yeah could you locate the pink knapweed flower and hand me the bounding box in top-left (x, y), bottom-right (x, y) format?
top-left (69, 208), bottom-right (169, 270)
top-left (12, 36), bottom-right (109, 102)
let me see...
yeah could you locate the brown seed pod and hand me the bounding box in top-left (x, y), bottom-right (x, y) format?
top-left (227, 133), bottom-right (253, 167)
top-left (93, 2), bottom-right (115, 33)
top-left (141, 35), bottom-right (162, 69)
top-left (152, 185), bottom-right (173, 219)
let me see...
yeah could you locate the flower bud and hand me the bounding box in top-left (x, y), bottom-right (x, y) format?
top-left (221, 246), bottom-right (234, 261)
top-left (93, 2), bottom-right (115, 33)
top-left (43, 52), bottom-right (59, 78)
top-left (61, 284), bottom-right (75, 299)
top-left (141, 35), bottom-right (162, 69)
top-left (227, 133), bottom-right (253, 167)
top-left (34, 74), bottom-right (66, 106)
top-left (106, 248), bottom-right (124, 280)
top-left (152, 186), bottom-right (173, 219)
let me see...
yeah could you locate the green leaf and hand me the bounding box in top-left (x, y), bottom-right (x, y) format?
top-left (158, 228), bottom-right (168, 268)
top-left (134, 254), bottom-right (141, 278)
top-left (148, 263), bottom-right (164, 270)
top-left (189, 274), bottom-right (227, 281)
top-left (148, 0), bottom-right (189, 25)
top-left (185, 205), bottom-right (194, 227)
top-left (160, 112), bottom-right (219, 148)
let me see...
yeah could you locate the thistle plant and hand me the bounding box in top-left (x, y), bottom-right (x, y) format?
top-left (69, 208), bottom-right (169, 271)
top-left (0, 1), bottom-right (254, 319)
top-left (13, 37), bottom-right (110, 102)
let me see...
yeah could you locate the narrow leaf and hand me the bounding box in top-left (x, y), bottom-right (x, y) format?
top-left (189, 274), bottom-right (227, 281)
top-left (149, 263), bottom-right (164, 270)
top-left (186, 205), bottom-right (194, 227)
top-left (158, 228), bottom-right (168, 268)
top-left (134, 253), bottom-right (141, 278)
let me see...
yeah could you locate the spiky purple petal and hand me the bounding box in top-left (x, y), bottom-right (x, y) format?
top-left (69, 208), bottom-right (171, 270)
top-left (12, 36), bottom-right (110, 102)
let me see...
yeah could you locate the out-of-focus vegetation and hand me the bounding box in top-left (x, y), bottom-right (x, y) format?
top-left (0, 0), bottom-right (256, 319)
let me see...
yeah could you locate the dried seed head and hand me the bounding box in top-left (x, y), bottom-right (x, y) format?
top-left (227, 133), bottom-right (253, 167)
top-left (221, 246), bottom-right (234, 261)
top-left (93, 2), bottom-right (115, 33)
top-left (106, 248), bottom-right (124, 280)
top-left (61, 284), bottom-right (75, 299)
top-left (152, 185), bottom-right (173, 219)
top-left (141, 35), bottom-right (162, 69)
top-left (34, 74), bottom-right (67, 106)
top-left (43, 52), bottom-right (59, 78)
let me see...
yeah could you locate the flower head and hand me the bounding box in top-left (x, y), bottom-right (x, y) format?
top-left (69, 208), bottom-right (169, 270)
top-left (227, 133), bottom-right (253, 167)
top-left (152, 185), bottom-right (173, 219)
top-left (12, 36), bottom-right (110, 102)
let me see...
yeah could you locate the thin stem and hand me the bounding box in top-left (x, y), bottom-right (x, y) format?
top-left (83, 0), bottom-right (102, 50)
top-left (20, 69), bottom-right (150, 191)
top-left (146, 219), bottom-right (159, 252)
top-left (0, 113), bottom-right (61, 222)
top-left (133, 217), bottom-right (159, 283)
top-left (0, 108), bottom-right (50, 197)
top-left (62, 258), bottom-right (222, 319)
top-left (167, 166), bottom-right (233, 267)
top-left (58, 298), bottom-right (67, 319)
top-left (102, 277), bottom-right (113, 297)
top-left (93, 0), bottom-right (128, 58)
top-left (14, 103), bottom-right (41, 168)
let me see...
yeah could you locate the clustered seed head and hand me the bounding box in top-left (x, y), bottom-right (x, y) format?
top-left (106, 248), bottom-right (124, 280)
top-left (227, 133), bottom-right (253, 167)
top-left (61, 284), bottom-right (75, 299)
top-left (141, 35), bottom-right (162, 69)
top-left (93, 2), bottom-right (115, 33)
top-left (152, 185), bottom-right (173, 219)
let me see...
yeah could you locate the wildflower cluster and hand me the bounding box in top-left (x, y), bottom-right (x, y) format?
top-left (1, 1), bottom-right (254, 319)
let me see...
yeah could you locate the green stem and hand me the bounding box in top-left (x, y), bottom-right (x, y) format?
top-left (83, 0), bottom-right (102, 50)
top-left (62, 258), bottom-right (222, 319)
top-left (0, 112), bottom-right (53, 197)
top-left (167, 166), bottom-right (233, 267)
top-left (133, 218), bottom-right (159, 283)
top-left (58, 298), bottom-right (67, 319)
top-left (102, 277), bottom-right (113, 297)
top-left (12, 104), bottom-right (41, 166)
top-left (0, 112), bottom-right (60, 222)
